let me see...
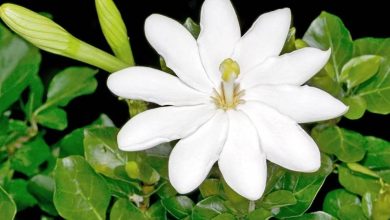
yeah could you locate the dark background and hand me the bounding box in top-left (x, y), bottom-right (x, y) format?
top-left (4, 0), bottom-right (389, 142)
top-left (1, 0), bottom-right (389, 218)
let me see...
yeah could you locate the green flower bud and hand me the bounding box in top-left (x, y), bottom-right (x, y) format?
top-left (96, 0), bottom-right (134, 65)
top-left (0, 3), bottom-right (128, 73)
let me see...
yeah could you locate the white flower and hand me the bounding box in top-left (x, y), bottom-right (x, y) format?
top-left (107, 0), bottom-right (348, 200)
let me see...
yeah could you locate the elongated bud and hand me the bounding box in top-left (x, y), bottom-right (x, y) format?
top-left (96, 0), bottom-right (134, 65)
top-left (0, 3), bottom-right (128, 73)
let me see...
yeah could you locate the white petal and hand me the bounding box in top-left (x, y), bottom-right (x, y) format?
top-left (169, 110), bottom-right (228, 193)
top-left (145, 14), bottom-right (213, 93)
top-left (232, 8), bottom-right (291, 73)
top-left (244, 85), bottom-right (348, 123)
top-left (107, 67), bottom-right (210, 106)
top-left (197, 0), bottom-right (241, 86)
top-left (240, 48), bottom-right (331, 89)
top-left (118, 105), bottom-right (216, 151)
top-left (218, 110), bottom-right (266, 200)
top-left (239, 101), bottom-right (321, 172)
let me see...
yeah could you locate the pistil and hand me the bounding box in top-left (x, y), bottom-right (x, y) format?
top-left (219, 58), bottom-right (240, 107)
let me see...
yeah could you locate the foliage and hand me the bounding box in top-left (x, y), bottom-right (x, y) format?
top-left (0, 2), bottom-right (389, 220)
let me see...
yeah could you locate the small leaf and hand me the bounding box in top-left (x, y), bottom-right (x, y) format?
top-left (338, 204), bottom-right (367, 220)
top-left (247, 208), bottom-right (273, 220)
top-left (110, 198), bottom-right (146, 220)
top-left (183, 17), bottom-right (200, 38)
top-left (161, 196), bottom-right (194, 219)
top-left (281, 27), bottom-right (296, 54)
top-left (340, 55), bottom-right (382, 88)
top-left (145, 202), bottom-right (167, 220)
top-left (57, 128), bottom-right (85, 157)
top-left (362, 192), bottom-right (376, 218)
top-left (338, 165), bottom-right (381, 196)
top-left (259, 190), bottom-right (296, 209)
top-left (35, 107), bottom-right (67, 130)
top-left (312, 125), bottom-right (366, 162)
top-left (24, 75), bottom-right (44, 121)
top-left (6, 179), bottom-right (37, 211)
top-left (199, 179), bottom-right (224, 198)
top-left (0, 23), bottom-right (41, 114)
top-left (53, 156), bottom-right (110, 220)
top-left (323, 189), bottom-right (361, 217)
top-left (346, 163), bottom-right (379, 178)
top-left (27, 174), bottom-right (57, 215)
top-left (342, 96), bottom-right (367, 120)
top-left (44, 67), bottom-right (98, 108)
top-left (372, 185), bottom-right (390, 220)
top-left (362, 136), bottom-right (390, 169)
top-left (0, 184), bottom-right (17, 220)
top-left (10, 136), bottom-right (51, 176)
top-left (156, 181), bottom-right (177, 199)
top-left (192, 196), bottom-right (233, 219)
top-left (303, 12), bottom-right (353, 80)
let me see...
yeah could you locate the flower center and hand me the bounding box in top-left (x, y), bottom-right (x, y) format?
top-left (211, 58), bottom-right (245, 110)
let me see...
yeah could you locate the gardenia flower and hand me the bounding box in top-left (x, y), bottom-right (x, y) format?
top-left (107, 0), bottom-right (348, 200)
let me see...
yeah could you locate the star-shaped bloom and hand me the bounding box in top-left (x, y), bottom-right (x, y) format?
top-left (107, 0), bottom-right (348, 200)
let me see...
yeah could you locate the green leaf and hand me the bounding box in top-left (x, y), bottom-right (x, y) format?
top-left (281, 27), bottom-right (297, 54)
top-left (27, 174), bottom-right (57, 215)
top-left (6, 179), bottom-right (37, 211)
top-left (273, 154), bottom-right (333, 218)
top-left (83, 127), bottom-right (125, 178)
top-left (199, 179), bottom-right (224, 198)
top-left (42, 67), bottom-right (98, 109)
top-left (303, 12), bottom-right (353, 80)
top-left (145, 202), bottom-right (167, 220)
top-left (342, 96), bottom-right (367, 120)
top-left (110, 198), bottom-right (146, 220)
top-left (10, 136), bottom-right (51, 176)
top-left (362, 192), bottom-right (376, 218)
top-left (312, 125), bottom-right (366, 162)
top-left (156, 181), bottom-right (177, 199)
top-left (362, 136), bottom-right (390, 169)
top-left (338, 165), bottom-right (381, 196)
top-left (192, 196), bottom-right (233, 220)
top-left (161, 196), bottom-right (194, 219)
top-left (323, 189), bottom-right (361, 217)
top-left (372, 186), bottom-right (390, 220)
top-left (183, 17), bottom-right (200, 38)
top-left (285, 211), bottom-right (337, 220)
top-left (57, 128), bottom-right (85, 157)
top-left (0, 23), bottom-right (41, 114)
top-left (346, 163), bottom-right (379, 178)
top-left (354, 38), bottom-right (390, 114)
top-left (338, 204), bottom-right (367, 220)
top-left (212, 213), bottom-right (236, 220)
top-left (0, 184), bottom-right (16, 220)
top-left (24, 75), bottom-right (44, 121)
top-left (340, 55), bottom-right (382, 88)
top-left (35, 107), bottom-right (67, 130)
top-left (247, 208), bottom-right (273, 220)
top-left (103, 176), bottom-right (140, 198)
top-left (145, 143), bottom-right (171, 179)
top-left (53, 156), bottom-right (110, 220)
top-left (259, 190), bottom-right (296, 209)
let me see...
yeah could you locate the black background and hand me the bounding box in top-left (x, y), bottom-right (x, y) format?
top-left (4, 0), bottom-right (389, 142)
top-left (1, 0), bottom-right (390, 218)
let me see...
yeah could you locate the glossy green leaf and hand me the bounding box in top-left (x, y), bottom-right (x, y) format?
top-left (0, 184), bottom-right (17, 220)
top-left (354, 38), bottom-right (390, 114)
top-left (259, 190), bottom-right (296, 209)
top-left (346, 163), bottom-right (379, 178)
top-left (221, 179), bottom-right (249, 214)
top-left (273, 154), bottom-right (333, 218)
top-left (323, 189), bottom-right (361, 217)
top-left (24, 75), bottom-right (44, 121)
top-left (125, 160), bottom-right (160, 185)
top-left (338, 165), bottom-right (381, 196)
top-left (212, 213), bottom-right (236, 220)
top-left (42, 67), bottom-right (98, 109)
top-left (57, 128), bottom-right (85, 157)
top-left (362, 136), bottom-right (390, 169)
top-left (110, 198), bottom-right (146, 220)
top-left (264, 162), bottom-right (286, 195)
top-left (156, 181), bottom-right (176, 199)
top-left (0, 23), bottom-right (41, 114)
top-left (281, 27), bottom-right (296, 54)
top-left (362, 192), bottom-right (376, 218)
top-left (303, 12), bottom-right (353, 80)
top-left (312, 126), bottom-right (366, 162)
top-left (36, 107), bottom-right (67, 130)
top-left (145, 202), bottom-right (167, 220)
top-left (53, 156), bottom-right (110, 220)
top-left (285, 211), bottom-right (337, 220)
top-left (343, 96), bottom-right (367, 120)
top-left (6, 179), bottom-right (37, 211)
top-left (340, 55), bottom-right (382, 89)
top-left (192, 196), bottom-right (233, 220)
top-left (372, 186), bottom-right (390, 220)
top-left (247, 208), bottom-right (273, 220)
top-left (161, 196), bottom-right (194, 219)
top-left (27, 174), bottom-right (57, 215)
top-left (338, 204), bottom-right (367, 220)
top-left (103, 176), bottom-right (140, 198)
top-left (145, 143), bottom-right (171, 179)
top-left (183, 17), bottom-right (200, 38)
top-left (10, 136), bottom-right (51, 176)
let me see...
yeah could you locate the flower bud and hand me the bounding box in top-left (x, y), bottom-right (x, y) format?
top-left (96, 0), bottom-right (134, 65)
top-left (0, 3), bottom-right (128, 72)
